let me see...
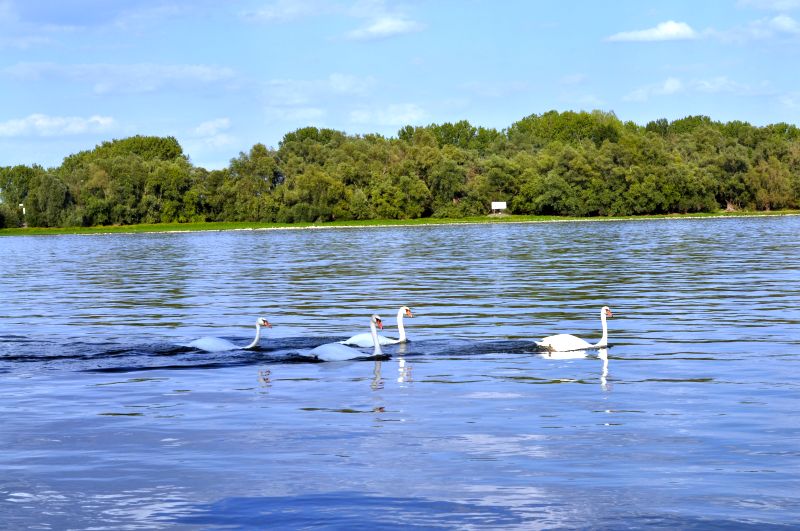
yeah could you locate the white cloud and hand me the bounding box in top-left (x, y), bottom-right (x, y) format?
top-left (350, 103), bottom-right (426, 126)
top-left (188, 118), bottom-right (235, 148)
top-left (624, 76), bottom-right (765, 102)
top-left (0, 113), bottom-right (114, 137)
top-left (4, 62), bottom-right (236, 94)
top-left (346, 15), bottom-right (424, 40)
top-left (607, 20), bottom-right (698, 42)
top-left (693, 76), bottom-right (751, 93)
top-left (264, 73), bottom-right (376, 107)
top-left (246, 0), bottom-right (424, 40)
top-left (768, 13), bottom-right (800, 31)
top-left (624, 77), bottom-right (684, 101)
top-left (709, 13), bottom-right (800, 41)
top-left (191, 118), bottom-right (231, 137)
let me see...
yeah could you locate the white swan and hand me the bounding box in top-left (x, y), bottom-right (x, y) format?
top-left (187, 317), bottom-right (271, 352)
top-left (340, 306), bottom-right (413, 347)
top-left (306, 315), bottom-right (384, 362)
top-left (536, 306), bottom-right (613, 353)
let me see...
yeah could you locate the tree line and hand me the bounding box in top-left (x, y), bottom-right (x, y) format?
top-left (1, 110), bottom-right (799, 228)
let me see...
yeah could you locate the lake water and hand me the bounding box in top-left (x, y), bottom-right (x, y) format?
top-left (1, 217), bottom-right (799, 529)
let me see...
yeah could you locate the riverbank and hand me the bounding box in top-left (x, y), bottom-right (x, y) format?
top-left (1, 210), bottom-right (799, 236)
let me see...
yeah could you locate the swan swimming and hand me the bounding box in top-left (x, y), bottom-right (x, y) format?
top-left (340, 306), bottom-right (413, 347)
top-left (305, 314), bottom-right (384, 362)
top-left (536, 306), bottom-right (613, 353)
top-left (187, 317), bottom-right (271, 352)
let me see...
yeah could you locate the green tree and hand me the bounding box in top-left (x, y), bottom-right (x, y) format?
top-left (25, 172), bottom-right (72, 227)
top-left (744, 157), bottom-right (793, 210)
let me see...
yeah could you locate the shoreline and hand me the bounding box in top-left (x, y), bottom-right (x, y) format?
top-left (1, 210), bottom-right (798, 237)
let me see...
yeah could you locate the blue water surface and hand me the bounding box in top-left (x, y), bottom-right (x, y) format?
top-left (1, 216), bottom-right (799, 529)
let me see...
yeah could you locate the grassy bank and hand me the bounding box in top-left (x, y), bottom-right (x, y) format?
top-left (1, 210), bottom-right (798, 236)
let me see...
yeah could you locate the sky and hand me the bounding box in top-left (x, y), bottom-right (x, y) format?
top-left (1, 0), bottom-right (799, 170)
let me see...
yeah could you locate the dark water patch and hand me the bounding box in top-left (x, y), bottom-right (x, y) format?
top-left (0, 336), bottom-right (552, 374)
top-left (173, 492), bottom-right (524, 529)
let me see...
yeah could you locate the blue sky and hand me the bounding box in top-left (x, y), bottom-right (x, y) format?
top-left (1, 0), bottom-right (799, 170)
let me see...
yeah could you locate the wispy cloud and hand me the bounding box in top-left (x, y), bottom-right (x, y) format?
top-left (624, 77), bottom-right (684, 101)
top-left (607, 20), bottom-right (698, 42)
top-left (190, 118), bottom-right (235, 148)
top-left (261, 72), bottom-right (387, 125)
top-left (559, 73), bottom-right (588, 85)
top-left (692, 12), bottom-right (800, 42)
top-left (624, 76), bottom-right (764, 101)
top-left (345, 0), bottom-right (425, 40)
top-left (0, 113), bottom-right (114, 137)
top-left (0, 34), bottom-right (53, 49)
top-left (3, 62), bottom-right (236, 94)
top-left (265, 106), bottom-right (326, 123)
top-left (264, 73), bottom-right (377, 107)
top-left (770, 13), bottom-right (800, 30)
top-left (709, 13), bottom-right (800, 41)
top-left (737, 0), bottom-right (800, 10)
top-left (350, 103), bottom-right (426, 126)
top-left (561, 93), bottom-right (606, 108)
top-left (780, 92), bottom-right (800, 108)
top-left (346, 15), bottom-right (424, 40)
top-left (245, 0), bottom-right (328, 22)
top-left (246, 0), bottom-right (424, 40)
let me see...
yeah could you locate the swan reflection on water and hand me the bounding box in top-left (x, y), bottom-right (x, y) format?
top-left (539, 347), bottom-right (610, 391)
top-left (394, 342), bottom-right (413, 384)
top-left (599, 348), bottom-right (609, 391)
top-left (397, 357), bottom-right (412, 384)
top-left (371, 360), bottom-right (384, 390)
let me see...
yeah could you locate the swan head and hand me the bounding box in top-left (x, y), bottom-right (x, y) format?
top-left (602, 306), bottom-right (613, 318)
top-left (401, 306), bottom-right (413, 318)
top-left (371, 314), bottom-right (383, 330)
top-left (257, 317), bottom-right (272, 328)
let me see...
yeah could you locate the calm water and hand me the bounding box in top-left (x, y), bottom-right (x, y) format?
top-left (1, 217), bottom-right (799, 529)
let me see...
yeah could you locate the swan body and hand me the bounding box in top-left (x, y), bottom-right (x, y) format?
top-left (536, 306), bottom-right (612, 353)
top-left (307, 315), bottom-right (384, 361)
top-left (188, 317), bottom-right (271, 352)
top-left (341, 306), bottom-right (413, 347)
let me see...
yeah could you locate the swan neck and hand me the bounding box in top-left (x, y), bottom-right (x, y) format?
top-left (396, 308), bottom-right (406, 342)
top-left (371, 321), bottom-right (383, 356)
top-left (244, 322), bottom-right (261, 350)
top-left (593, 311), bottom-right (608, 348)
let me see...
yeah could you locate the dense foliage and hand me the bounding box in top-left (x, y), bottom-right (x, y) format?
top-left (2, 111), bottom-right (799, 228)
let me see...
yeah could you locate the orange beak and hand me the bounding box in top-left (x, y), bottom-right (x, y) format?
top-left (376, 319), bottom-right (383, 330)
top-left (405, 309), bottom-right (413, 317)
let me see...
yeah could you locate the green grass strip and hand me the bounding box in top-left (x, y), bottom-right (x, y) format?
top-left (1, 210), bottom-right (798, 236)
